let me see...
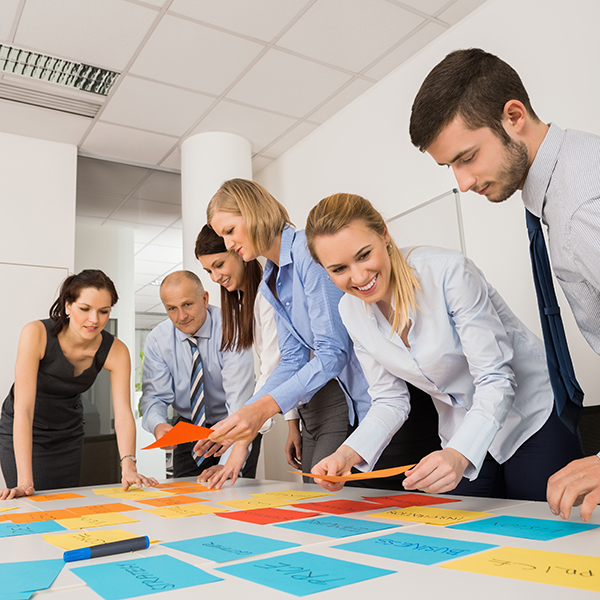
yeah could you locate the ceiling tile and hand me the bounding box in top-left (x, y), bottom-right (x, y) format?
top-left (277, 0), bottom-right (424, 72)
top-left (76, 189), bottom-right (127, 218)
top-left (190, 100), bottom-right (298, 154)
top-left (136, 243), bottom-right (182, 263)
top-left (170, 218), bottom-right (183, 229)
top-left (134, 242), bottom-right (146, 254)
top-left (168, 0), bottom-right (308, 42)
top-left (0, 0), bottom-right (21, 40)
top-left (363, 21), bottom-right (447, 80)
top-left (77, 157), bottom-right (150, 195)
top-left (76, 215), bottom-right (105, 227)
top-left (0, 99), bottom-right (90, 144)
top-left (252, 155), bottom-right (275, 175)
top-left (131, 170), bottom-right (181, 205)
top-left (136, 299), bottom-right (163, 311)
top-left (135, 258), bottom-right (171, 276)
top-left (227, 49), bottom-right (351, 118)
top-left (136, 0), bottom-right (166, 7)
top-left (130, 14), bottom-right (265, 95)
top-left (15, 0), bottom-right (157, 70)
top-left (159, 148), bottom-right (181, 171)
top-left (261, 121), bottom-right (319, 158)
top-left (108, 221), bottom-right (165, 243)
top-left (100, 76), bottom-right (215, 136)
top-left (308, 78), bottom-right (374, 124)
top-left (437, 0), bottom-right (487, 25)
top-left (396, 0), bottom-right (452, 15)
top-left (110, 197), bottom-right (181, 226)
top-left (136, 286), bottom-right (162, 299)
top-left (134, 272), bottom-right (156, 286)
top-left (152, 227), bottom-right (183, 247)
top-left (81, 121), bottom-right (178, 166)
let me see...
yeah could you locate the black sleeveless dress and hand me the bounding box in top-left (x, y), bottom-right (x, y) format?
top-left (0, 319), bottom-right (114, 491)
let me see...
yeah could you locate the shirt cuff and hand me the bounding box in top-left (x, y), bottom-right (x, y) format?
top-left (343, 417), bottom-right (399, 472)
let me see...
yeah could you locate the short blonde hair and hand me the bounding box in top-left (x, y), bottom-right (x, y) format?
top-left (207, 179), bottom-right (292, 255)
top-left (306, 193), bottom-right (420, 334)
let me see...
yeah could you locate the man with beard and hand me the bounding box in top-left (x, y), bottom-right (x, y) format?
top-left (409, 48), bottom-right (600, 522)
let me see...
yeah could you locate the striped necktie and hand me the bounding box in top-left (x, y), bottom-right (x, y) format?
top-left (526, 209), bottom-right (584, 433)
top-left (186, 337), bottom-right (206, 466)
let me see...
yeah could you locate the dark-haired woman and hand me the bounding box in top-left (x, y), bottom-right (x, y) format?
top-left (195, 225), bottom-right (291, 489)
top-left (0, 270), bottom-right (157, 499)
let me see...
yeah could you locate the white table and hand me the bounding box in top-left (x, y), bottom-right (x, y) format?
top-left (1, 478), bottom-right (599, 599)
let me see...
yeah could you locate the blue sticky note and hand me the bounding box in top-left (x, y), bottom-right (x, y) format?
top-left (217, 551), bottom-right (394, 596)
top-left (0, 559), bottom-right (64, 594)
top-left (335, 532), bottom-right (497, 565)
top-left (0, 520), bottom-right (67, 537)
top-left (163, 532), bottom-right (299, 562)
top-left (0, 593), bottom-right (34, 600)
top-left (448, 515), bottom-right (600, 541)
top-left (275, 516), bottom-right (397, 538)
top-left (71, 555), bottom-right (222, 600)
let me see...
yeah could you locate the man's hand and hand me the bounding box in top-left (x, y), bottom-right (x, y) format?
top-left (153, 423), bottom-right (175, 450)
top-left (285, 419), bottom-right (302, 469)
top-left (547, 455), bottom-right (600, 522)
top-left (197, 441), bottom-right (251, 489)
top-left (209, 396), bottom-right (280, 443)
top-left (192, 438), bottom-right (233, 459)
top-left (311, 445), bottom-right (362, 492)
top-left (403, 448), bottom-right (469, 494)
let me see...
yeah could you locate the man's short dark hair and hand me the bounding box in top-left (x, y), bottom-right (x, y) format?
top-left (409, 48), bottom-right (539, 151)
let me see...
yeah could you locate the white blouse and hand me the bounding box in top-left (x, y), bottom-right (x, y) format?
top-left (341, 246), bottom-right (553, 479)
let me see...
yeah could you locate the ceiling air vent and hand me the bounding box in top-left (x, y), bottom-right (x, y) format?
top-left (0, 44), bottom-right (119, 96)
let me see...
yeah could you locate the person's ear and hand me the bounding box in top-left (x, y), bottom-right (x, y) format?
top-left (503, 99), bottom-right (527, 135)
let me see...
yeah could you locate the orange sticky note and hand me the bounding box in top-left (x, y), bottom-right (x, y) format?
top-left (68, 503), bottom-right (141, 515)
top-left (28, 493), bottom-right (85, 502)
top-left (135, 495), bottom-right (209, 507)
top-left (291, 464), bottom-right (415, 483)
top-left (142, 421), bottom-right (214, 449)
top-left (9, 509), bottom-right (79, 523)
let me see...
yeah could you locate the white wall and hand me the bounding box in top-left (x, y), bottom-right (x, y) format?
top-left (256, 0), bottom-right (600, 406)
top-left (0, 131), bottom-right (77, 487)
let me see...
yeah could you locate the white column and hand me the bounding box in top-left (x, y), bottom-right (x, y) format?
top-left (180, 132), bottom-right (252, 297)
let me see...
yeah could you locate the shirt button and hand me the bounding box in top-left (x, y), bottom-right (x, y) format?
top-left (286, 302), bottom-right (290, 306)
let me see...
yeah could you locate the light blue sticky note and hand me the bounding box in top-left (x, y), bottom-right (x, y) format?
top-left (275, 515), bottom-right (397, 539)
top-left (448, 515), bottom-right (600, 541)
top-left (0, 559), bottom-right (64, 594)
top-left (0, 593), bottom-right (34, 600)
top-left (71, 555), bottom-right (222, 600)
top-left (0, 520), bottom-right (67, 537)
top-left (163, 532), bottom-right (299, 562)
top-left (217, 551), bottom-right (394, 596)
top-left (335, 532), bottom-right (497, 565)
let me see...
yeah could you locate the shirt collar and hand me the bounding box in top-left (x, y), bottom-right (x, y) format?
top-left (278, 225), bottom-right (296, 268)
top-left (522, 122), bottom-right (565, 218)
top-left (174, 306), bottom-right (213, 343)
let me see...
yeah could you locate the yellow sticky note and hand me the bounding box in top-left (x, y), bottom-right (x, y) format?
top-left (56, 513), bottom-right (139, 529)
top-left (143, 504), bottom-right (228, 519)
top-left (0, 507), bottom-right (19, 513)
top-left (217, 498), bottom-right (294, 510)
top-left (250, 490), bottom-right (333, 501)
top-left (443, 546), bottom-right (600, 592)
top-left (93, 486), bottom-right (142, 495)
top-left (105, 491), bottom-right (174, 500)
top-left (368, 506), bottom-right (491, 525)
top-left (43, 529), bottom-right (147, 551)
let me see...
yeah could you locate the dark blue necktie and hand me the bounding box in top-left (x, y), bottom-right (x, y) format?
top-left (186, 337), bottom-right (206, 466)
top-left (526, 209), bottom-right (584, 433)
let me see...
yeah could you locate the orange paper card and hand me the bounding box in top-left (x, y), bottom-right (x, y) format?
top-left (68, 503), bottom-right (141, 515)
top-left (167, 485), bottom-right (219, 494)
top-left (142, 422), bottom-right (213, 449)
top-left (28, 493), bottom-right (85, 502)
top-left (9, 509), bottom-right (79, 523)
top-left (291, 464), bottom-right (415, 483)
top-left (135, 495), bottom-right (209, 507)
top-left (217, 507), bottom-right (322, 525)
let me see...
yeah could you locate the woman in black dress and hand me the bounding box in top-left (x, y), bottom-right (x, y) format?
top-left (0, 270), bottom-right (157, 499)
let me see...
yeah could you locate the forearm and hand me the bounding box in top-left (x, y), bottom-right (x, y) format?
top-left (13, 410), bottom-right (34, 485)
top-left (114, 411), bottom-right (137, 459)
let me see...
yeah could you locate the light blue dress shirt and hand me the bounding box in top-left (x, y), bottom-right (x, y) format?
top-left (249, 226), bottom-right (372, 424)
top-left (341, 247), bottom-right (554, 479)
top-left (141, 305), bottom-right (255, 436)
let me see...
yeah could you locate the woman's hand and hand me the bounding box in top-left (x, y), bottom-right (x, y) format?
top-left (311, 445), bottom-right (363, 492)
top-left (0, 482), bottom-right (35, 500)
top-left (120, 462), bottom-right (159, 491)
top-left (285, 419), bottom-right (302, 469)
top-left (198, 441), bottom-right (251, 489)
top-left (402, 448), bottom-right (469, 494)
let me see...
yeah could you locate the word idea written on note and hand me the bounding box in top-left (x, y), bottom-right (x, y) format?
top-left (276, 515), bottom-right (397, 539)
top-left (443, 546), bottom-right (600, 592)
top-left (217, 551), bottom-right (394, 596)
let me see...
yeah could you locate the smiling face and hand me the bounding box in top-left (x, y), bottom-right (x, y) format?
top-left (198, 251), bottom-right (246, 292)
top-left (427, 116), bottom-right (530, 203)
top-left (312, 220), bottom-right (392, 306)
top-left (209, 211), bottom-right (258, 262)
top-left (160, 279), bottom-right (209, 335)
top-left (65, 287), bottom-right (112, 339)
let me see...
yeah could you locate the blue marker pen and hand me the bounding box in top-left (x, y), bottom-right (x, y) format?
top-left (63, 536), bottom-right (150, 562)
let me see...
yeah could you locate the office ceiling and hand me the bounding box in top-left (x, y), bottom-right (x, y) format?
top-left (1, 0), bottom-right (485, 328)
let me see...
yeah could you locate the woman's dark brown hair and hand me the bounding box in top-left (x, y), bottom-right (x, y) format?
top-left (49, 270), bottom-right (118, 336)
top-left (195, 225), bottom-right (263, 352)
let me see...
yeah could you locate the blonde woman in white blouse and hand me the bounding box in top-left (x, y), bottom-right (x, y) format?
top-left (304, 193), bottom-right (583, 501)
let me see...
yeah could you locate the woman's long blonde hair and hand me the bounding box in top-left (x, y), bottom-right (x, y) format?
top-left (207, 179), bottom-right (292, 255)
top-left (306, 193), bottom-right (420, 334)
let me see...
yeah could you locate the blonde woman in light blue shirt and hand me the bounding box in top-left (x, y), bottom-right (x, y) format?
top-left (305, 193), bottom-right (583, 501)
